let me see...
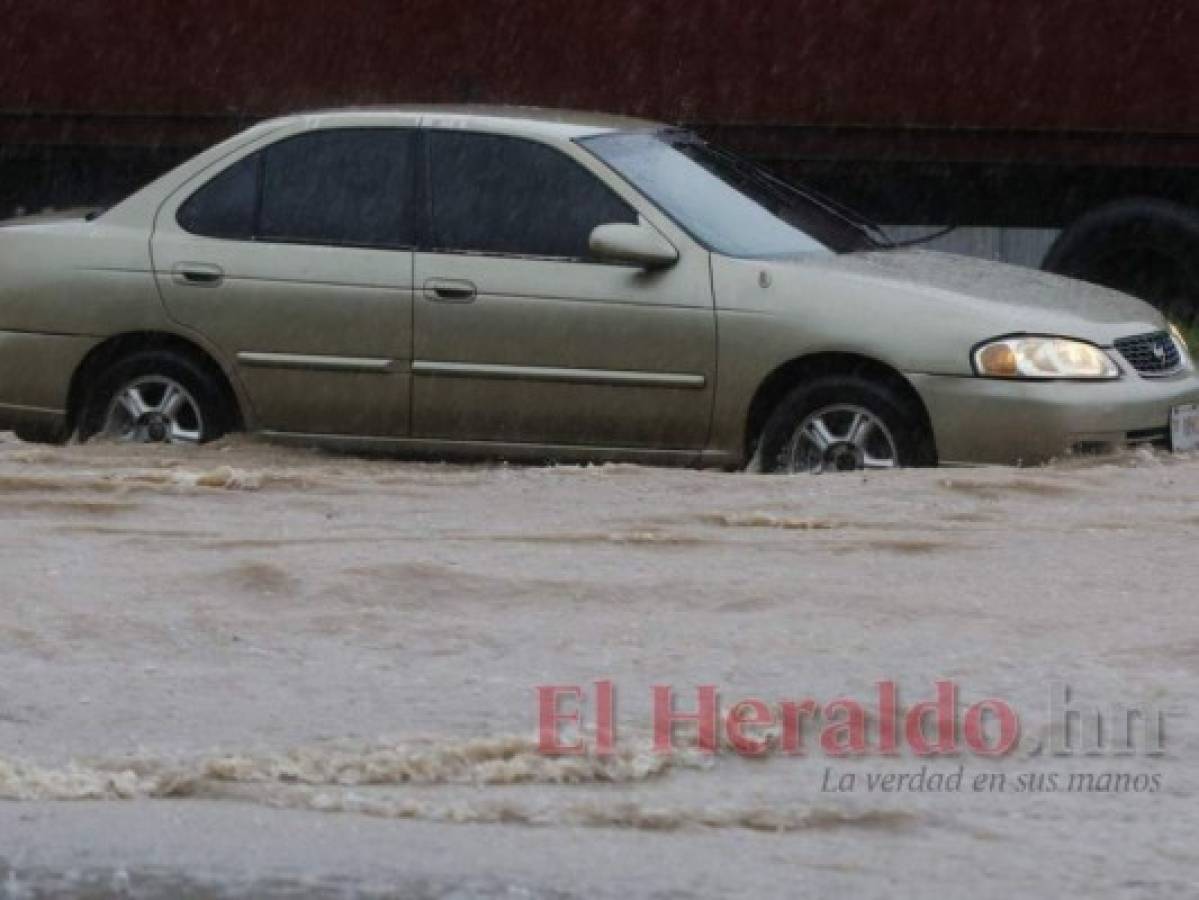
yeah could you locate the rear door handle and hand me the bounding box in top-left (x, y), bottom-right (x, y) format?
top-left (172, 262), bottom-right (225, 287)
top-left (424, 278), bottom-right (477, 303)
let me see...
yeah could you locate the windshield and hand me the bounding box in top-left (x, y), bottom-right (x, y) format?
top-left (580, 131), bottom-right (882, 257)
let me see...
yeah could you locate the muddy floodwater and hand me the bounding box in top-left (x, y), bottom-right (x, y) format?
top-left (0, 432), bottom-right (1196, 898)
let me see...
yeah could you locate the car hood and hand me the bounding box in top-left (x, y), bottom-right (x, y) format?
top-left (793, 248), bottom-right (1165, 343)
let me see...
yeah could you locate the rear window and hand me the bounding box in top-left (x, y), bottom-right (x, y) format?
top-left (177, 155), bottom-right (258, 240)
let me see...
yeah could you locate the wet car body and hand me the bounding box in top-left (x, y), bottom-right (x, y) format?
top-left (0, 107), bottom-right (1196, 470)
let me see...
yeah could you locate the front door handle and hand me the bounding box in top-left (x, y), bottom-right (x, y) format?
top-left (424, 278), bottom-right (477, 303)
top-left (173, 262), bottom-right (225, 287)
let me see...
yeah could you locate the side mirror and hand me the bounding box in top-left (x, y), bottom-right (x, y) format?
top-left (589, 223), bottom-right (679, 269)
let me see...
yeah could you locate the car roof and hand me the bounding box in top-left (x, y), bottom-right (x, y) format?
top-left (264, 105), bottom-right (668, 140)
top-left (98, 106), bottom-right (672, 227)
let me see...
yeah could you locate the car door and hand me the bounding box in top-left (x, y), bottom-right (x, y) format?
top-left (412, 130), bottom-right (716, 450)
top-left (151, 127), bottom-right (418, 436)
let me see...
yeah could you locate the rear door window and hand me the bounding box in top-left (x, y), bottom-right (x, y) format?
top-left (428, 132), bottom-right (636, 260)
top-left (259, 130), bottom-right (418, 248)
top-left (178, 129), bottom-right (419, 249)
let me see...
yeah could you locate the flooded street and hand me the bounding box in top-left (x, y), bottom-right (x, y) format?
top-left (1, 432), bottom-right (1197, 898)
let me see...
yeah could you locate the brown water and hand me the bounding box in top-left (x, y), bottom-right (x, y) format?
top-left (0, 432), bottom-right (1196, 898)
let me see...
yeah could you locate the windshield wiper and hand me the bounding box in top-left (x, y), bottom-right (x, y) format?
top-left (753, 164), bottom-right (895, 248)
top-left (709, 151), bottom-right (960, 250)
top-left (699, 143), bottom-right (893, 249)
top-left (886, 225), bottom-right (958, 248)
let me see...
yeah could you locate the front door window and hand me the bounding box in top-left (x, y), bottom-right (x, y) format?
top-left (428, 131), bottom-right (636, 260)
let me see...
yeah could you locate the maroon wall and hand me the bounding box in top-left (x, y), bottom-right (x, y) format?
top-left (4, 0), bottom-right (1199, 223)
top-left (1, 0), bottom-right (1196, 145)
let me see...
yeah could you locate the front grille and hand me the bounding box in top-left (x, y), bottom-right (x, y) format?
top-left (1114, 331), bottom-right (1183, 376)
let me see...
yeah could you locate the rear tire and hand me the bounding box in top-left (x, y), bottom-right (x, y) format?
top-left (757, 375), bottom-right (934, 474)
top-left (13, 423), bottom-right (68, 445)
top-left (78, 350), bottom-right (233, 444)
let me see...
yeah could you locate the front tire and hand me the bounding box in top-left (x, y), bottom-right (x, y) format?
top-left (78, 350), bottom-right (233, 445)
top-left (757, 375), bottom-right (933, 474)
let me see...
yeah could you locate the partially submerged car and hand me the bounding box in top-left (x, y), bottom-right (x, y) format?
top-left (1, 107), bottom-right (1197, 471)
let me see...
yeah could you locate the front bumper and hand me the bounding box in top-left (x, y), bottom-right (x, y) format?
top-left (908, 371), bottom-right (1199, 465)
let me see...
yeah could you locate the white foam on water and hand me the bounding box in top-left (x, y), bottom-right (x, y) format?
top-left (0, 737), bottom-right (918, 834)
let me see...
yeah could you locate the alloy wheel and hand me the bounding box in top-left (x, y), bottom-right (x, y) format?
top-left (102, 376), bottom-right (204, 444)
top-left (782, 404), bottom-right (898, 473)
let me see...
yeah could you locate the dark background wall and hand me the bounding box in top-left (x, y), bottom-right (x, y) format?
top-left (3, 1), bottom-right (1199, 224)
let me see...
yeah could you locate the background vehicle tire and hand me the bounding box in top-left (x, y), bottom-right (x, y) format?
top-left (78, 349), bottom-right (233, 444)
top-left (757, 375), bottom-right (934, 474)
top-left (1043, 198), bottom-right (1199, 350)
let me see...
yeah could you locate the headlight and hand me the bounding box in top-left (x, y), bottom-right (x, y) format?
top-left (1169, 324), bottom-right (1194, 370)
top-left (973, 336), bottom-right (1120, 380)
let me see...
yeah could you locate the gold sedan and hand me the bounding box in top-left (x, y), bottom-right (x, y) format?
top-left (2, 107), bottom-right (1197, 471)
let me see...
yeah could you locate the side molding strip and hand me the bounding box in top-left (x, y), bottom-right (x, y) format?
top-left (237, 352), bottom-right (394, 374)
top-left (411, 360), bottom-right (706, 389)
